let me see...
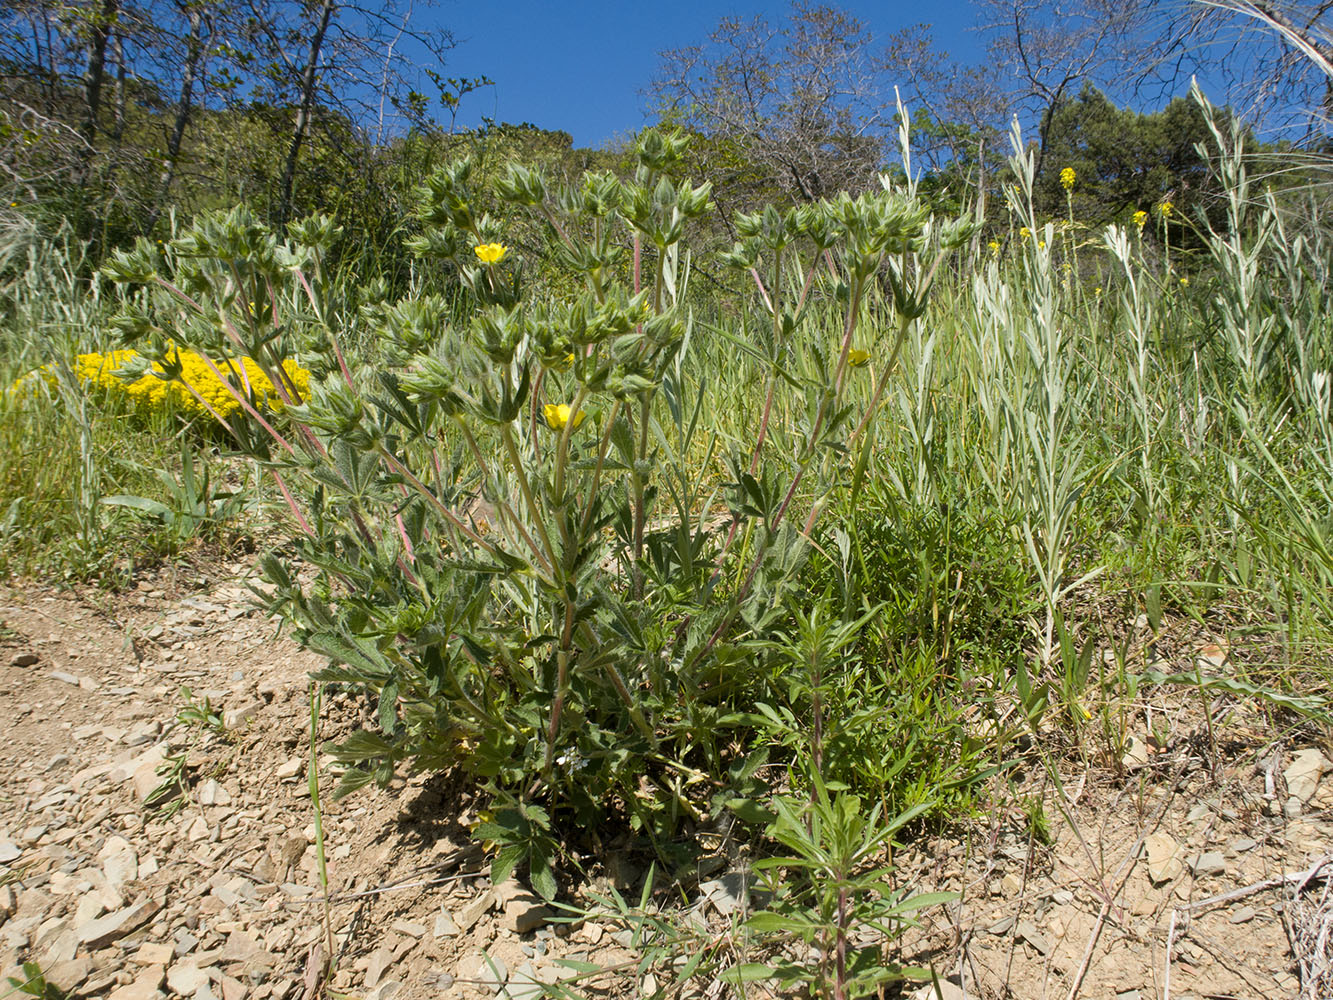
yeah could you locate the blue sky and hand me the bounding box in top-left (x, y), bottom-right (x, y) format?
top-left (434, 1), bottom-right (990, 148)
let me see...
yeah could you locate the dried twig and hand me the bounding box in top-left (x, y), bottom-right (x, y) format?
top-left (1283, 855), bottom-right (1333, 998)
top-left (1163, 908), bottom-right (1177, 1000)
top-left (1183, 855), bottom-right (1333, 913)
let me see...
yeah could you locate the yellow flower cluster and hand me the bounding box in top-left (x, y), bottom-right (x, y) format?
top-left (1133, 210), bottom-right (1148, 230)
top-left (14, 349), bottom-right (310, 424)
top-left (1060, 167), bottom-right (1076, 191)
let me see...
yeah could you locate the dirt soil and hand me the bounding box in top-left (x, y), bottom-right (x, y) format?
top-left (0, 562), bottom-right (1330, 1000)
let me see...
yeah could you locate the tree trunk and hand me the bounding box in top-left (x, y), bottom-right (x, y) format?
top-left (76, 0), bottom-right (120, 188)
top-left (278, 0), bottom-right (336, 227)
top-left (111, 30), bottom-right (127, 147)
top-left (147, 3), bottom-right (207, 232)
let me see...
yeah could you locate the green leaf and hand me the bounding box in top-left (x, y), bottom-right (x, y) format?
top-left (377, 682), bottom-right (399, 734)
top-left (101, 495), bottom-right (173, 518)
top-left (489, 844), bottom-right (523, 886)
top-left (331, 768), bottom-right (376, 800)
top-left (529, 850), bottom-right (558, 902)
top-left (726, 796), bottom-right (776, 827)
top-left (744, 911), bottom-right (811, 934)
top-left (1138, 669), bottom-right (1332, 722)
top-left (719, 963), bottom-right (776, 984)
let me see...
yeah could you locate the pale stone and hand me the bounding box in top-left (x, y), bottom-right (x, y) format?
top-left (275, 759), bottom-right (302, 781)
top-left (1144, 832), bottom-right (1183, 885)
top-left (107, 964), bottom-right (165, 1000)
top-left (1121, 736), bottom-right (1150, 767)
top-left (506, 963), bottom-right (543, 1000)
top-left (502, 899), bottom-right (550, 934)
top-left (102, 840), bottom-right (139, 886)
top-left (1016, 919), bottom-right (1051, 956)
top-left (133, 942), bottom-right (176, 966)
top-left (77, 897), bottom-right (161, 949)
top-left (1284, 749), bottom-right (1331, 804)
top-left (363, 946), bottom-right (393, 990)
top-left (185, 815), bottom-right (210, 843)
top-left (45, 956), bottom-right (94, 993)
top-left (460, 951), bottom-right (507, 991)
top-left (167, 964), bottom-right (210, 995)
top-left (132, 761), bottom-right (170, 804)
top-left (455, 890), bottom-right (493, 932)
top-left (222, 703), bottom-right (263, 729)
top-left (197, 780), bottom-right (231, 807)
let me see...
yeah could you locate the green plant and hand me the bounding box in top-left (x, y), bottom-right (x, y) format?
top-left (174, 685), bottom-right (229, 736)
top-left (143, 686), bottom-right (234, 816)
top-left (729, 775), bottom-right (953, 999)
top-left (4, 962), bottom-right (62, 1000)
top-left (103, 126), bottom-right (970, 885)
top-left (102, 440), bottom-right (252, 548)
top-left (537, 780), bottom-right (955, 1000)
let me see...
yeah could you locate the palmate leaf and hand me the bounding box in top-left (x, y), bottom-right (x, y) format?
top-left (304, 631), bottom-right (393, 680)
top-left (331, 767), bottom-right (376, 799)
top-left (488, 844), bottom-right (523, 886)
top-left (332, 730), bottom-right (398, 761)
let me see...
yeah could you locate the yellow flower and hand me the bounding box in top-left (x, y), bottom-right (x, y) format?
top-left (1094, 286), bottom-right (1102, 296)
top-left (1060, 167), bottom-right (1076, 191)
top-left (1179, 276), bottom-right (1189, 287)
top-left (543, 403), bottom-right (585, 430)
top-left (847, 348), bottom-right (871, 368)
top-left (15, 347), bottom-right (311, 424)
top-left (1038, 240), bottom-right (1046, 250)
top-left (1019, 226), bottom-right (1031, 240)
top-left (1132, 210), bottom-right (1148, 230)
top-left (474, 243), bottom-right (508, 264)
top-left (987, 240), bottom-right (1000, 255)
top-left (1157, 201), bottom-right (1174, 218)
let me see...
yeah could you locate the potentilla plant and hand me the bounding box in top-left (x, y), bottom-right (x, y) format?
top-left (104, 129), bottom-right (971, 895)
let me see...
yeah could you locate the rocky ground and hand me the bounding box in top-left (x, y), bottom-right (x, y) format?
top-left (0, 562), bottom-right (1330, 999)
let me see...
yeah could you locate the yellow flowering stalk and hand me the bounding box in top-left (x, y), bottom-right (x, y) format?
top-left (847, 348), bottom-right (871, 368)
top-left (474, 243), bottom-right (508, 264)
top-left (1133, 210), bottom-right (1148, 231)
top-left (987, 240), bottom-right (1000, 256)
top-left (1060, 167), bottom-right (1076, 191)
top-left (542, 403), bottom-right (585, 430)
top-left (1019, 226), bottom-right (1031, 240)
top-left (1157, 201), bottom-right (1174, 219)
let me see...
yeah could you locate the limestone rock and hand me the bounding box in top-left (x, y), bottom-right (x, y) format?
top-left (1284, 749), bottom-right (1331, 804)
top-left (1144, 832), bottom-right (1183, 885)
top-left (107, 965), bottom-right (166, 1000)
top-left (78, 897), bottom-right (161, 949)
